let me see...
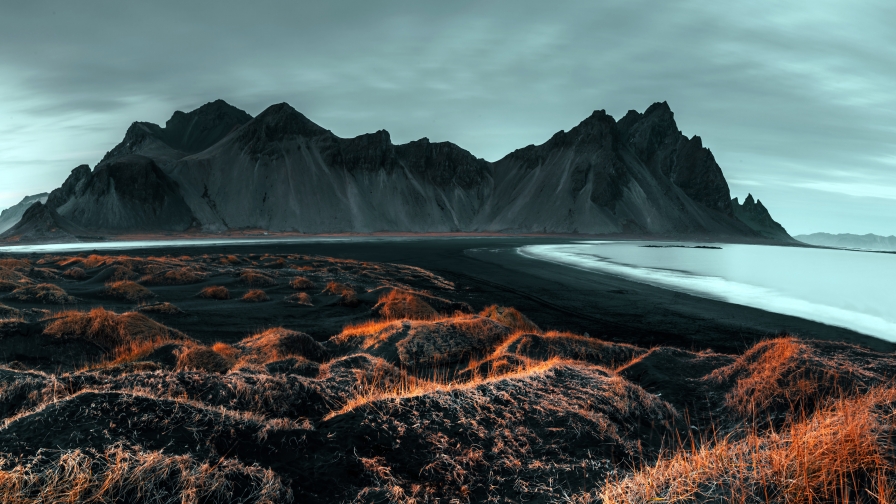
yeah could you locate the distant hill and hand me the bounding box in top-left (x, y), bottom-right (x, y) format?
top-left (6, 99), bottom-right (793, 242)
top-left (0, 193), bottom-right (49, 233)
top-left (795, 232), bottom-right (896, 251)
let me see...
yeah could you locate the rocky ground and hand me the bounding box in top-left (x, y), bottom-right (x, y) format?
top-left (0, 250), bottom-right (893, 503)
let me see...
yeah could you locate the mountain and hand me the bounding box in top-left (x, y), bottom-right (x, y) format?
top-left (731, 194), bottom-right (794, 242)
top-left (795, 232), bottom-right (896, 251)
top-left (33, 99), bottom-right (788, 240)
top-left (0, 201), bottom-right (91, 243)
top-left (0, 193), bottom-right (49, 233)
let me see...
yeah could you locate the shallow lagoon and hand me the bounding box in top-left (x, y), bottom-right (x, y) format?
top-left (521, 241), bottom-right (896, 341)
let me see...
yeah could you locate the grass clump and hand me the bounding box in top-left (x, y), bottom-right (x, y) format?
top-left (241, 289), bottom-right (270, 303)
top-left (104, 280), bottom-right (155, 302)
top-left (6, 283), bottom-right (76, 304)
top-left (239, 269), bottom-right (276, 287)
top-left (43, 307), bottom-right (187, 362)
top-left (197, 285), bottom-right (230, 300)
top-left (375, 289), bottom-right (438, 320)
top-left (237, 327), bottom-right (329, 364)
top-left (479, 305), bottom-right (540, 333)
top-left (176, 344), bottom-right (237, 373)
top-left (62, 267), bottom-right (87, 280)
top-left (289, 276), bottom-right (314, 290)
top-left (141, 267), bottom-right (205, 285)
top-left (137, 302), bottom-right (183, 315)
top-left (285, 292), bottom-right (312, 306)
top-left (324, 281), bottom-right (358, 307)
top-left (0, 444), bottom-right (293, 504)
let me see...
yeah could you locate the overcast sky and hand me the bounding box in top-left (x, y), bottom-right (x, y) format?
top-left (1, 1), bottom-right (894, 235)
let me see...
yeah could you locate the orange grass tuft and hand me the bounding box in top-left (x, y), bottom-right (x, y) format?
top-left (7, 283), bottom-right (75, 304)
top-left (241, 289), bottom-right (270, 303)
top-left (239, 270), bottom-right (276, 287)
top-left (601, 387), bottom-right (896, 504)
top-left (62, 267), bottom-right (87, 280)
top-left (104, 280), bottom-right (155, 302)
top-left (197, 285), bottom-right (230, 300)
top-left (176, 344), bottom-right (236, 373)
top-left (376, 289), bottom-right (438, 320)
top-left (479, 305), bottom-right (540, 333)
top-left (289, 276), bottom-right (314, 290)
top-left (284, 292), bottom-right (312, 306)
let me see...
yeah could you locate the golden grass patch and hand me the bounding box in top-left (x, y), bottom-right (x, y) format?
top-left (7, 283), bottom-right (75, 304)
top-left (284, 292), bottom-right (312, 306)
top-left (479, 305), bottom-right (540, 333)
top-left (197, 285), bottom-right (230, 300)
top-left (104, 280), bottom-right (155, 302)
top-left (241, 289), bottom-right (270, 303)
top-left (375, 289), bottom-right (438, 320)
top-left (239, 269), bottom-right (276, 287)
top-left (289, 276), bottom-right (314, 290)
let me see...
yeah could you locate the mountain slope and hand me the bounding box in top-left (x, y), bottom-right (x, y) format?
top-left (0, 201), bottom-right (91, 243)
top-left (731, 194), bottom-right (794, 241)
top-left (98, 99), bottom-right (252, 166)
top-left (47, 157), bottom-right (195, 232)
top-left (34, 99), bottom-right (788, 240)
top-left (0, 193), bottom-right (49, 233)
top-left (795, 232), bottom-right (896, 251)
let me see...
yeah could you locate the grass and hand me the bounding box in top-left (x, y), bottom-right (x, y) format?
top-left (62, 267), bottom-right (86, 280)
top-left (600, 387), bottom-right (896, 504)
top-left (137, 302), bottom-right (183, 315)
top-left (479, 305), bottom-right (541, 333)
top-left (0, 444), bottom-right (293, 504)
top-left (285, 292), bottom-right (312, 305)
top-left (176, 344), bottom-right (237, 373)
top-left (239, 270), bottom-right (276, 287)
top-left (44, 307), bottom-right (187, 357)
top-left (241, 289), bottom-right (270, 302)
top-left (323, 281), bottom-right (358, 306)
top-left (140, 267), bottom-right (205, 285)
top-left (289, 276), bottom-right (314, 290)
top-left (6, 283), bottom-right (76, 304)
top-left (197, 285), bottom-right (230, 300)
top-left (104, 280), bottom-right (155, 302)
top-left (376, 289), bottom-right (438, 320)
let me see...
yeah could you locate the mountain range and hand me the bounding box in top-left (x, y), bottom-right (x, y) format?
top-left (795, 232), bottom-right (896, 251)
top-left (1, 100), bottom-right (792, 243)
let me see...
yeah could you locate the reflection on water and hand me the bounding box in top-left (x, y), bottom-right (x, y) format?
top-left (520, 241), bottom-right (896, 342)
top-left (0, 237), bottom-right (407, 254)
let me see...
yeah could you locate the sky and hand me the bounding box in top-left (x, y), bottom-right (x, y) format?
top-left (0, 1), bottom-right (894, 236)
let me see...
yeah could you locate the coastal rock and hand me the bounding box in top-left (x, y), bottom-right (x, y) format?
top-left (0, 202), bottom-right (87, 243)
top-left (731, 194), bottom-right (793, 241)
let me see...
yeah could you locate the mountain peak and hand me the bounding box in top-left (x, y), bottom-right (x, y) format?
top-left (241, 102), bottom-right (329, 143)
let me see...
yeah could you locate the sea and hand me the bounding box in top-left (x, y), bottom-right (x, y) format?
top-left (519, 241), bottom-right (896, 342)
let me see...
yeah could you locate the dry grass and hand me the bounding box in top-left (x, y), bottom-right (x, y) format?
top-left (137, 302), bottom-right (183, 315)
top-left (104, 280), bottom-right (155, 302)
top-left (375, 289), bottom-right (438, 320)
top-left (0, 443), bottom-right (293, 504)
top-left (601, 387), bottom-right (896, 504)
top-left (289, 276), bottom-right (314, 290)
top-left (140, 267), bottom-right (205, 285)
top-left (176, 344), bottom-right (237, 374)
top-left (0, 303), bottom-right (21, 319)
top-left (62, 267), bottom-right (86, 280)
top-left (323, 281), bottom-right (358, 306)
top-left (6, 283), bottom-right (76, 304)
top-left (284, 292), bottom-right (312, 306)
top-left (241, 289), bottom-right (270, 303)
top-left (44, 307), bottom-right (187, 356)
top-left (236, 327), bottom-right (329, 364)
top-left (479, 305), bottom-right (541, 333)
top-left (239, 270), bottom-right (276, 287)
top-left (197, 285), bottom-right (230, 300)
top-left (0, 259), bottom-right (30, 270)
top-left (0, 267), bottom-right (31, 284)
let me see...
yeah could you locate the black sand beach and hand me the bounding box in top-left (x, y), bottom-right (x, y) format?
top-left (8, 236), bottom-right (887, 353)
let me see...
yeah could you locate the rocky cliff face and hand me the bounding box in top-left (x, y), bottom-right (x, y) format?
top-left (0, 193), bottom-right (49, 234)
top-left (33, 99), bottom-right (789, 240)
top-left (47, 156), bottom-right (195, 232)
top-left (731, 194), bottom-right (793, 241)
top-left (0, 202), bottom-right (89, 243)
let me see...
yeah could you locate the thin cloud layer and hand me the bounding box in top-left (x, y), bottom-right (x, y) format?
top-left (0, 0), bottom-right (893, 234)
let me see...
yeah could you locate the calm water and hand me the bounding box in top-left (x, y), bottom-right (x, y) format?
top-left (520, 241), bottom-right (896, 342)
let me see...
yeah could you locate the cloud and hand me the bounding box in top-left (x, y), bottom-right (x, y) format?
top-left (0, 0), bottom-right (893, 234)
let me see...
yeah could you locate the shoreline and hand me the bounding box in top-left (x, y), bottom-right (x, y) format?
top-left (3, 236), bottom-right (888, 353)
